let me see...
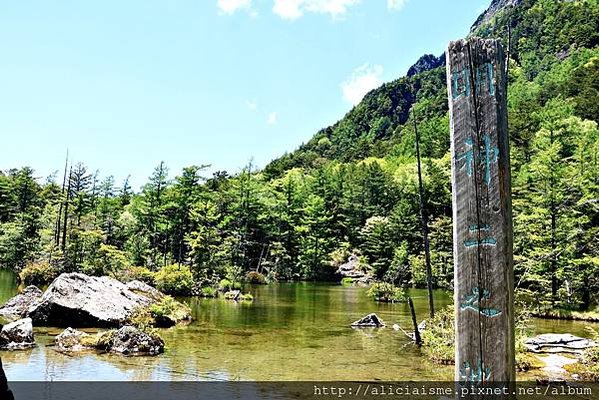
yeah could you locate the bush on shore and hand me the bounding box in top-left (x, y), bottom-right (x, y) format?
top-left (421, 305), bottom-right (454, 364)
top-left (199, 286), bottom-right (218, 298)
top-left (149, 295), bottom-right (192, 327)
top-left (121, 266), bottom-right (156, 285)
top-left (19, 261), bottom-right (58, 286)
top-left (218, 278), bottom-right (241, 292)
top-left (421, 303), bottom-right (543, 371)
top-left (246, 271), bottom-right (267, 284)
top-left (154, 264), bottom-right (193, 296)
top-left (366, 282), bottom-right (406, 303)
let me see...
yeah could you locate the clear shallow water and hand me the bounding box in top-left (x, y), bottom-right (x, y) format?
top-left (0, 270), bottom-right (593, 381)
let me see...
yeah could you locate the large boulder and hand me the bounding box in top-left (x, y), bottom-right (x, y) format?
top-left (98, 325), bottom-right (164, 356)
top-left (54, 327), bottom-right (96, 353)
top-left (336, 255), bottom-right (373, 286)
top-left (525, 333), bottom-right (597, 355)
top-left (0, 318), bottom-right (35, 350)
top-left (126, 280), bottom-right (164, 302)
top-left (0, 286), bottom-right (43, 322)
top-left (27, 273), bottom-right (153, 327)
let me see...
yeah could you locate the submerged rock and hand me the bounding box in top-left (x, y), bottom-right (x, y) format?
top-left (0, 286), bottom-right (43, 322)
top-left (54, 327), bottom-right (96, 353)
top-left (525, 333), bottom-right (597, 355)
top-left (0, 318), bottom-right (35, 350)
top-left (222, 290), bottom-right (253, 302)
top-left (351, 313), bottom-right (385, 328)
top-left (28, 273), bottom-right (153, 328)
top-left (224, 290), bottom-right (241, 300)
top-left (98, 325), bottom-right (164, 356)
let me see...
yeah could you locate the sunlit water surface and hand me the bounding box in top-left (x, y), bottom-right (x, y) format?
top-left (0, 269), bottom-right (592, 381)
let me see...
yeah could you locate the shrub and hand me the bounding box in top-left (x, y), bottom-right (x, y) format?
top-left (96, 244), bottom-right (131, 277)
top-left (421, 304), bottom-right (541, 369)
top-left (19, 261), bottom-right (58, 286)
top-left (341, 277), bottom-right (354, 286)
top-left (149, 295), bottom-right (192, 327)
top-left (514, 304), bottom-right (543, 371)
top-left (218, 279), bottom-right (241, 292)
top-left (199, 286), bottom-right (218, 298)
top-left (421, 305), bottom-right (455, 365)
top-left (246, 271), bottom-right (267, 284)
top-left (123, 266), bottom-right (155, 285)
top-left (154, 264), bottom-right (194, 296)
top-left (366, 282), bottom-right (406, 303)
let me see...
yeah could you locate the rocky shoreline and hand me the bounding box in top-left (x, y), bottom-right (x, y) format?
top-left (0, 272), bottom-right (191, 356)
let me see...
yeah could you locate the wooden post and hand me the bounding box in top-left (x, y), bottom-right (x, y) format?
top-left (446, 38), bottom-right (515, 384)
top-left (407, 297), bottom-right (422, 346)
top-left (413, 109), bottom-right (435, 319)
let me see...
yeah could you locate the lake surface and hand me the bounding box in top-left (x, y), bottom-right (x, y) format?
top-left (0, 269), bottom-right (593, 381)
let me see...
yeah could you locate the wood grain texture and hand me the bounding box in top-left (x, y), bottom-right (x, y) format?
top-left (446, 38), bottom-right (515, 385)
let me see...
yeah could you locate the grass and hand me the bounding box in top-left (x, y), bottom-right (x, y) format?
top-left (564, 327), bottom-right (599, 382)
top-left (421, 304), bottom-right (546, 372)
top-left (421, 305), bottom-right (455, 364)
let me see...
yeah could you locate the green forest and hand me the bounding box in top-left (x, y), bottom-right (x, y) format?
top-left (0, 0), bottom-right (598, 313)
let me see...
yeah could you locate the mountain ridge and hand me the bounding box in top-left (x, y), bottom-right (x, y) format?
top-left (264, 0), bottom-right (520, 177)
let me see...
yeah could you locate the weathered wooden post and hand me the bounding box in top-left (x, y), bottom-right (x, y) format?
top-left (446, 38), bottom-right (515, 386)
top-left (407, 297), bottom-right (422, 345)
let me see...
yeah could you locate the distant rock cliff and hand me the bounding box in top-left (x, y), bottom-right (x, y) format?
top-left (471, 0), bottom-right (523, 32)
top-left (406, 54), bottom-right (446, 77)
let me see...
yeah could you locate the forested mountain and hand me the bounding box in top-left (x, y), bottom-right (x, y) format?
top-left (1, 0), bottom-right (597, 311)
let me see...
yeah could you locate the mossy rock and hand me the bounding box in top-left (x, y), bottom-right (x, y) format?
top-left (224, 290), bottom-right (241, 300)
top-left (93, 326), bottom-right (164, 356)
top-left (54, 327), bottom-right (99, 352)
top-left (148, 296), bottom-right (192, 327)
top-left (223, 290), bottom-right (254, 302)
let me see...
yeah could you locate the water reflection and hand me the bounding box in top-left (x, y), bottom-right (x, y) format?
top-left (0, 271), bottom-right (593, 381)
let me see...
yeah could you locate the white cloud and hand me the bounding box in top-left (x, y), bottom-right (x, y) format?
top-left (267, 112), bottom-right (278, 125)
top-left (341, 63), bottom-right (383, 106)
top-left (217, 0), bottom-right (252, 14)
top-left (246, 99), bottom-right (258, 111)
top-left (272, 0), bottom-right (361, 20)
top-left (387, 0), bottom-right (407, 11)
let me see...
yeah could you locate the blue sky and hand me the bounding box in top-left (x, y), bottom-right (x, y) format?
top-left (0, 0), bottom-right (489, 189)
